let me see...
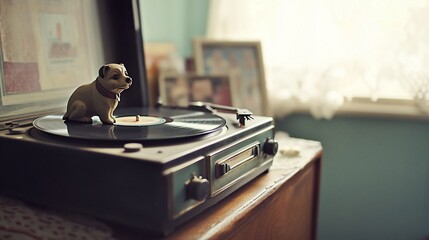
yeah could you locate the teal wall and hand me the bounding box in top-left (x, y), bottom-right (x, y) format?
top-left (277, 114), bottom-right (429, 240)
top-left (139, 0), bottom-right (210, 57)
top-left (139, 1), bottom-right (429, 239)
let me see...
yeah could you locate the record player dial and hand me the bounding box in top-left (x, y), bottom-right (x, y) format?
top-left (186, 175), bottom-right (210, 201)
top-left (263, 138), bottom-right (279, 156)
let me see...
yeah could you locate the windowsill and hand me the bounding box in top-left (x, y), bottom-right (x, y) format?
top-left (288, 97), bottom-right (429, 121)
top-left (339, 97), bottom-right (429, 119)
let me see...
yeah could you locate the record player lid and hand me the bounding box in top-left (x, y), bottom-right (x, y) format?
top-left (0, 0), bottom-right (148, 123)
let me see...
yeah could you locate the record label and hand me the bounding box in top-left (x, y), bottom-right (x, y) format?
top-left (114, 116), bottom-right (166, 126)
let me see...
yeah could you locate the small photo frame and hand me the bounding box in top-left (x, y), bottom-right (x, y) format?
top-left (159, 73), bottom-right (234, 107)
top-left (193, 39), bottom-right (268, 115)
top-left (143, 42), bottom-right (178, 107)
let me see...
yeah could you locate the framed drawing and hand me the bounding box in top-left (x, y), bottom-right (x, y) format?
top-left (0, 1), bottom-right (92, 105)
top-left (159, 73), bottom-right (233, 107)
top-left (193, 39), bottom-right (268, 115)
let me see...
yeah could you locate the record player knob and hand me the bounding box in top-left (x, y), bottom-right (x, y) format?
top-left (263, 138), bottom-right (279, 156)
top-left (186, 176), bottom-right (210, 201)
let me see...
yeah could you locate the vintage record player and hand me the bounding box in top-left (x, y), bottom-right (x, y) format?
top-left (0, 0), bottom-right (278, 236)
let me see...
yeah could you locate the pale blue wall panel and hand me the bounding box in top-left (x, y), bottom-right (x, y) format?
top-left (276, 114), bottom-right (429, 240)
top-left (139, 0), bottom-right (209, 57)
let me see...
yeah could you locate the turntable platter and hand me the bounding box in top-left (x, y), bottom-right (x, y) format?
top-left (33, 108), bottom-right (226, 141)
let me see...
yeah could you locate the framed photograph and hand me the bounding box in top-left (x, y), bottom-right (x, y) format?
top-left (193, 39), bottom-right (268, 115)
top-left (159, 73), bottom-right (233, 107)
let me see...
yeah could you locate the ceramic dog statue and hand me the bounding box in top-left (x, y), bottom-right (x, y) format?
top-left (63, 63), bottom-right (132, 124)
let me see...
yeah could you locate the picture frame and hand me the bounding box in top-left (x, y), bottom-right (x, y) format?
top-left (0, 0), bottom-right (93, 106)
top-left (193, 39), bottom-right (268, 115)
top-left (143, 42), bottom-right (178, 107)
top-left (159, 73), bottom-right (234, 107)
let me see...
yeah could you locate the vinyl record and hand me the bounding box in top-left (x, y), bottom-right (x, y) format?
top-left (33, 107), bottom-right (226, 141)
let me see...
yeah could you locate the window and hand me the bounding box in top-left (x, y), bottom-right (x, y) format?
top-left (208, 0), bottom-right (429, 118)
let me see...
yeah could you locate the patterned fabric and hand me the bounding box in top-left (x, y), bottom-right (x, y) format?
top-left (0, 197), bottom-right (115, 240)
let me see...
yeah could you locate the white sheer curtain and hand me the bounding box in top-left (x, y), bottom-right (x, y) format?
top-left (207, 0), bottom-right (429, 118)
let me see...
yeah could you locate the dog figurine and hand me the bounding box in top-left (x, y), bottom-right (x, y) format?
top-left (63, 63), bottom-right (132, 124)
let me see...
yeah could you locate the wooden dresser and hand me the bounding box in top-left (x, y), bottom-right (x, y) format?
top-left (166, 137), bottom-right (323, 240)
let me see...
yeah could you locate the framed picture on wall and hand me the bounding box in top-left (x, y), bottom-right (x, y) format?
top-left (193, 39), bottom-right (268, 115)
top-left (159, 73), bottom-right (234, 107)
